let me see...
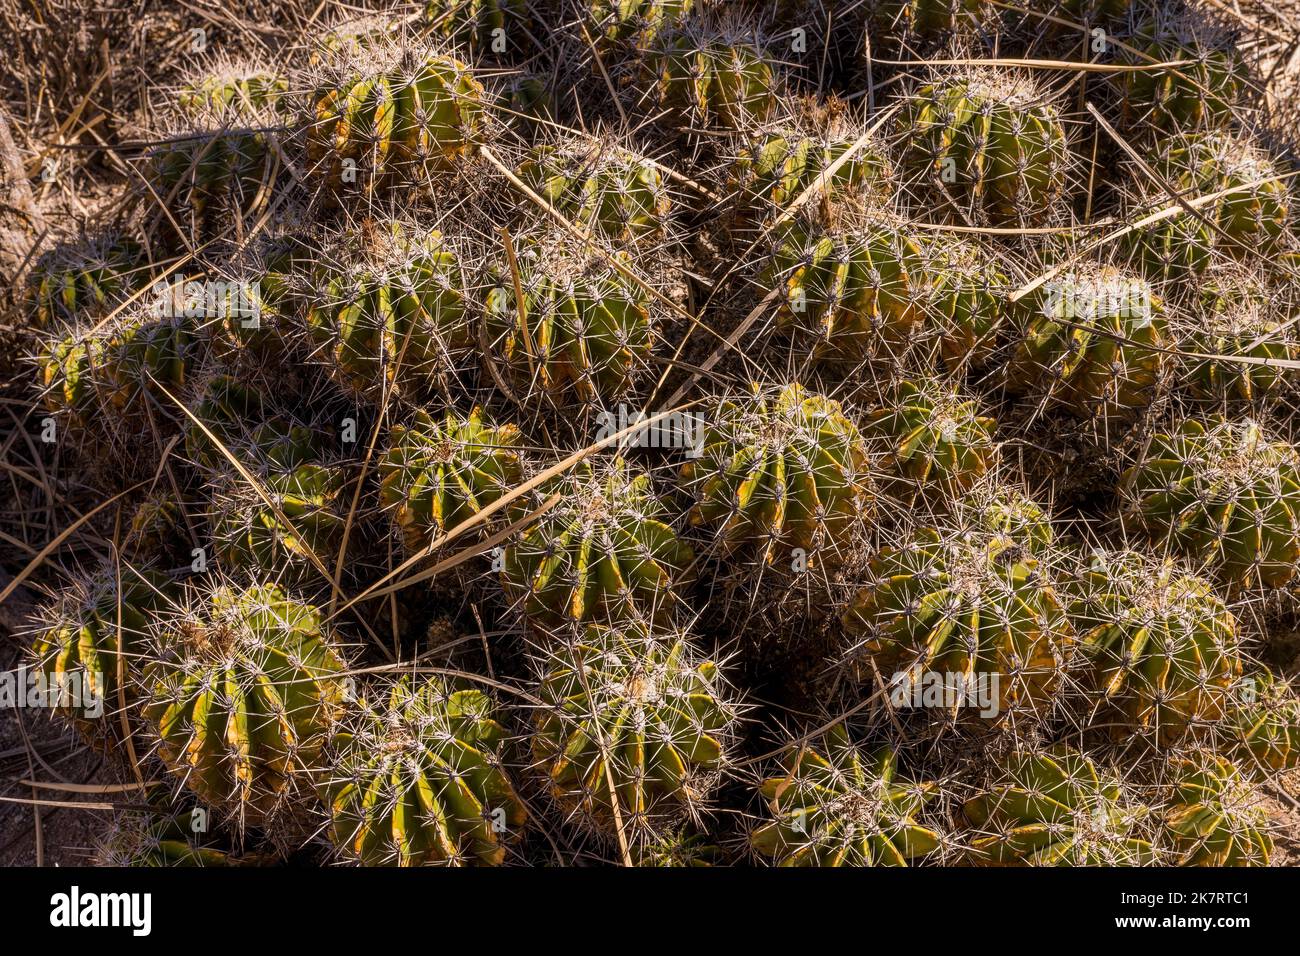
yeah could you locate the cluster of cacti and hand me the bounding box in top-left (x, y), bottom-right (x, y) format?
top-left (12, 0), bottom-right (1300, 872)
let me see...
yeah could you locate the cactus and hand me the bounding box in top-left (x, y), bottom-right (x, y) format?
top-left (963, 748), bottom-right (1156, 865)
top-left (1227, 670), bottom-right (1300, 775)
top-left (422, 0), bottom-right (531, 56)
top-left (143, 584), bottom-right (348, 820)
top-left (1162, 752), bottom-right (1273, 866)
top-left (148, 127), bottom-right (281, 239)
top-left (765, 215), bottom-right (928, 361)
top-left (39, 330), bottom-right (108, 423)
top-left (898, 70), bottom-right (1069, 225)
top-left (124, 491), bottom-right (186, 564)
top-left (751, 727), bottom-right (941, 866)
top-left (681, 382), bottom-right (871, 565)
top-left (29, 235), bottom-right (140, 330)
top-left (306, 229), bottom-right (474, 396)
top-left (633, 827), bottom-right (721, 866)
top-left (96, 809), bottom-right (250, 867)
top-left (30, 569), bottom-right (169, 740)
top-left (1005, 267), bottom-right (1166, 421)
top-left (953, 482), bottom-right (1055, 553)
top-left (501, 459), bottom-right (694, 627)
top-left (588, 0), bottom-right (694, 48)
top-left (379, 407), bottom-right (525, 550)
top-left (646, 33), bottom-right (779, 130)
top-left (1068, 550), bottom-right (1241, 744)
top-left (211, 463), bottom-right (349, 586)
top-left (869, 0), bottom-right (992, 38)
top-left (517, 139), bottom-right (672, 243)
top-left (307, 51), bottom-right (484, 190)
top-left (1119, 20), bottom-right (1247, 133)
top-left (921, 235), bottom-right (1006, 371)
top-left (178, 70), bottom-right (287, 117)
top-left (842, 526), bottom-right (1072, 718)
top-left (323, 676), bottom-right (525, 866)
top-left (865, 377), bottom-right (997, 502)
top-left (530, 619), bottom-right (738, 839)
top-left (1119, 418), bottom-right (1300, 591)
top-left (728, 123), bottom-right (894, 220)
top-left (185, 375), bottom-right (322, 475)
top-left (483, 237), bottom-right (655, 404)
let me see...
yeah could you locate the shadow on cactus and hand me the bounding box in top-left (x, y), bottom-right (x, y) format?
top-left (1160, 751), bottom-right (1273, 866)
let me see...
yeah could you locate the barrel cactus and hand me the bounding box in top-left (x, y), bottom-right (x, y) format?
top-left (921, 235), bottom-right (1007, 371)
top-left (963, 748), bottom-right (1156, 865)
top-left (482, 237), bottom-right (655, 404)
top-left (952, 482), bottom-right (1055, 553)
top-left (1119, 418), bottom-right (1300, 591)
top-left (148, 126), bottom-right (281, 240)
top-left (379, 407), bottom-right (525, 550)
top-left (307, 49), bottom-right (484, 191)
top-left (588, 0), bottom-right (694, 48)
top-left (530, 620), bottom-right (738, 840)
top-left (681, 382), bottom-right (871, 565)
top-left (865, 377), bottom-right (997, 503)
top-left (143, 584), bottom-right (348, 820)
top-left (29, 235), bottom-right (140, 330)
top-left (765, 215), bottom-right (928, 362)
top-left (184, 375), bottom-right (323, 475)
top-left (30, 568), bottom-right (169, 740)
top-left (751, 727), bottom-right (942, 866)
top-left (646, 32), bottom-right (779, 130)
top-left (898, 69), bottom-right (1070, 225)
top-left (517, 139), bottom-right (671, 243)
top-left (1227, 670), bottom-right (1300, 775)
top-left (177, 68), bottom-right (288, 118)
top-left (501, 459), bottom-right (695, 627)
top-left (1068, 550), bottom-right (1242, 744)
top-left (1005, 267), bottom-right (1166, 421)
top-left (323, 676), bottom-right (526, 866)
top-left (422, 0), bottom-right (531, 56)
top-left (869, 0), bottom-right (993, 39)
top-left (842, 526), bottom-right (1073, 718)
top-left (96, 809), bottom-right (252, 867)
top-left (1162, 752), bottom-right (1273, 866)
top-left (1119, 19), bottom-right (1248, 133)
top-left (306, 229), bottom-right (474, 396)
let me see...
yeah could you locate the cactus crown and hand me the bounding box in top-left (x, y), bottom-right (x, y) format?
top-left (1163, 752), bottom-right (1273, 866)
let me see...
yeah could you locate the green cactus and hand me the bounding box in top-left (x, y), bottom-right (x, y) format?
top-left (307, 52), bottom-right (485, 190)
top-left (531, 620), bottom-right (738, 839)
top-left (96, 809), bottom-right (252, 867)
top-left (177, 70), bottom-right (287, 117)
top-left (1005, 267), bottom-right (1166, 420)
top-left (870, 0), bottom-right (993, 38)
top-left (124, 491), bottom-right (186, 564)
top-left (323, 676), bottom-right (526, 866)
top-left (963, 748), bottom-right (1156, 865)
top-left (483, 239), bottom-right (655, 404)
top-left (149, 127), bottom-right (281, 239)
top-left (921, 235), bottom-right (1007, 371)
top-left (306, 229), bottom-right (474, 396)
top-left (953, 482), bottom-right (1055, 553)
top-left (681, 382), bottom-right (871, 565)
top-left (751, 727), bottom-right (941, 867)
top-left (842, 527), bottom-right (1073, 718)
top-left (39, 330), bottom-right (108, 423)
top-left (633, 827), bottom-right (721, 866)
top-left (517, 140), bottom-right (672, 243)
top-left (422, 0), bottom-right (531, 56)
top-left (865, 377), bottom-right (997, 502)
top-left (185, 375), bottom-right (322, 475)
top-left (1227, 670), bottom-right (1300, 775)
top-left (379, 407), bottom-right (525, 550)
top-left (1162, 752), bottom-right (1273, 866)
top-left (211, 463), bottom-right (349, 586)
top-left (729, 125), bottom-right (894, 220)
top-left (30, 568), bottom-right (169, 740)
top-left (1120, 23), bottom-right (1248, 133)
top-left (495, 73), bottom-right (554, 136)
top-left (1119, 418), bottom-right (1300, 591)
top-left (501, 459), bottom-right (694, 627)
top-left (143, 584), bottom-right (348, 820)
top-left (1176, 268), bottom-right (1297, 403)
top-left (588, 0), bottom-right (694, 48)
top-left (29, 236), bottom-right (140, 330)
top-left (647, 34), bottom-right (779, 130)
top-left (1069, 550), bottom-right (1241, 744)
top-left (765, 216), bottom-right (928, 361)
top-left (898, 70), bottom-right (1069, 225)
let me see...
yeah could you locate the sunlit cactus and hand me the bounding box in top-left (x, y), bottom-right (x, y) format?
top-left (29, 234), bottom-right (140, 331)
top-left (1161, 752), bottom-right (1273, 866)
top-left (751, 727), bottom-right (942, 866)
top-left (963, 748), bottom-right (1156, 865)
top-left (379, 406), bottom-right (525, 550)
top-left (530, 619), bottom-right (739, 841)
top-left (142, 584), bottom-right (348, 822)
top-left (422, 0), bottom-right (532, 56)
top-left (1068, 550), bottom-right (1242, 744)
top-left (501, 459), bottom-right (695, 627)
top-left (646, 29), bottom-right (780, 130)
top-left (323, 675), bottom-right (526, 866)
top-left (682, 382), bottom-right (871, 565)
top-left (1119, 16), bottom-right (1248, 133)
top-left (1226, 670), bottom-right (1300, 775)
top-left (1119, 418), bottom-right (1300, 591)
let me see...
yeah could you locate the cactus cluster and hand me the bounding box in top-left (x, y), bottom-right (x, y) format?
top-left (13, 0), bottom-right (1300, 872)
